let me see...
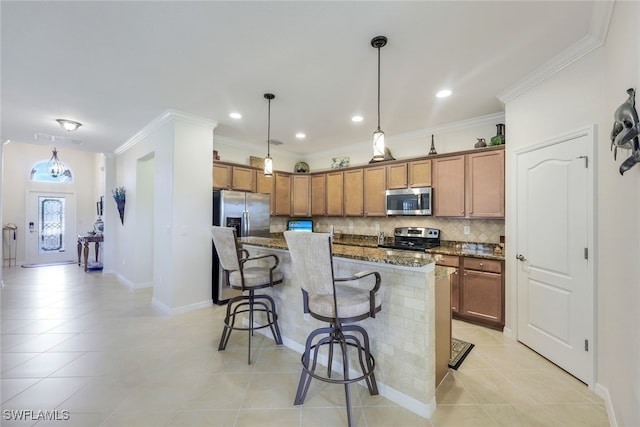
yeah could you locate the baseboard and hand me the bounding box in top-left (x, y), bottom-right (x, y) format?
top-left (502, 326), bottom-right (515, 340)
top-left (151, 297), bottom-right (213, 315)
top-left (594, 383), bottom-right (618, 427)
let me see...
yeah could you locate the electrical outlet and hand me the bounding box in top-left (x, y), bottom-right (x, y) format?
top-left (464, 226), bottom-right (471, 235)
top-left (375, 223), bottom-right (380, 231)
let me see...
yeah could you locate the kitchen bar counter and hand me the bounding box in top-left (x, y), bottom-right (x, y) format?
top-left (239, 235), bottom-right (448, 419)
top-left (427, 241), bottom-right (505, 261)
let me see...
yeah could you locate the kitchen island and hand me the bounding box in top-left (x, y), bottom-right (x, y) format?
top-left (237, 236), bottom-right (451, 419)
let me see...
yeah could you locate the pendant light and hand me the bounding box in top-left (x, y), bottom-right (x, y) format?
top-left (48, 147), bottom-right (66, 178)
top-left (370, 35), bottom-right (387, 163)
top-left (56, 119), bottom-right (82, 132)
top-left (264, 93), bottom-right (275, 176)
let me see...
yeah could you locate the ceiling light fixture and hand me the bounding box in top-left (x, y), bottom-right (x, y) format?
top-left (352, 115), bottom-right (363, 122)
top-left (370, 35), bottom-right (387, 163)
top-left (295, 133), bottom-right (306, 139)
top-left (264, 93), bottom-right (275, 176)
top-left (48, 147), bottom-right (66, 178)
top-left (229, 112), bottom-right (242, 119)
top-left (436, 89), bottom-right (452, 98)
top-left (56, 119), bottom-right (82, 132)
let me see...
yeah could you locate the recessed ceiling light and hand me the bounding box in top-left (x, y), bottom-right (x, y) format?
top-left (436, 89), bottom-right (452, 98)
top-left (229, 112), bottom-right (242, 119)
top-left (352, 116), bottom-right (363, 122)
top-left (295, 133), bottom-right (306, 139)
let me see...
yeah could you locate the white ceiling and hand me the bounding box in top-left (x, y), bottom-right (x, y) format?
top-left (1, 1), bottom-right (603, 156)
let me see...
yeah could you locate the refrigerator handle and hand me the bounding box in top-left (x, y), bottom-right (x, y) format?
top-left (244, 210), bottom-right (249, 236)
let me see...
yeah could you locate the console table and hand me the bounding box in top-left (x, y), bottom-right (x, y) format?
top-left (77, 234), bottom-right (103, 272)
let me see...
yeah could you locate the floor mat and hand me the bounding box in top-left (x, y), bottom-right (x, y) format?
top-left (449, 338), bottom-right (474, 370)
top-left (21, 260), bottom-right (76, 268)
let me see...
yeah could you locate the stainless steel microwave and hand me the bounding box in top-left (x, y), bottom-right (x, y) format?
top-left (385, 187), bottom-right (432, 215)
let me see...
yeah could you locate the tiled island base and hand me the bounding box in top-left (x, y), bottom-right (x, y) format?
top-left (242, 243), bottom-right (437, 419)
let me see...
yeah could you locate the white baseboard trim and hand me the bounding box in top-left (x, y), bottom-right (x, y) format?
top-left (502, 326), bottom-right (515, 341)
top-left (151, 297), bottom-right (213, 315)
top-left (594, 383), bottom-right (618, 427)
top-left (114, 273), bottom-right (136, 289)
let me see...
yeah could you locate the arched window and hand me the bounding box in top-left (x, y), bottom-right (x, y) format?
top-left (30, 161), bottom-right (73, 183)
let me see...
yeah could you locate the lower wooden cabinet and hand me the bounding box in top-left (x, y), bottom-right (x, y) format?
top-left (436, 255), bottom-right (504, 330)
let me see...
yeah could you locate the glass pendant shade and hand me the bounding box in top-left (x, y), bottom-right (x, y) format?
top-left (48, 148), bottom-right (66, 178)
top-left (264, 156), bottom-right (273, 177)
top-left (372, 128), bottom-right (385, 160)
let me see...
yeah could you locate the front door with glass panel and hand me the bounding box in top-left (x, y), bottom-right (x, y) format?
top-left (26, 191), bottom-right (76, 264)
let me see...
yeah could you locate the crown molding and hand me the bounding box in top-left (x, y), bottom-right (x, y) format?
top-left (114, 109), bottom-right (218, 155)
top-left (304, 112), bottom-right (505, 159)
top-left (497, 1), bottom-right (614, 104)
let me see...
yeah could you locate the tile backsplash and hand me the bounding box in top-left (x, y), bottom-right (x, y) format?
top-left (271, 216), bottom-right (504, 244)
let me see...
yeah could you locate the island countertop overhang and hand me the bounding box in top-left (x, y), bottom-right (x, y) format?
top-left (238, 235), bottom-right (437, 268)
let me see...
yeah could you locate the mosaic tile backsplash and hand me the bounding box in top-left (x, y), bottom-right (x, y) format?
top-left (271, 216), bottom-right (505, 244)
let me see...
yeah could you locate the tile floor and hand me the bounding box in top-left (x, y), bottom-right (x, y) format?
top-left (1, 265), bottom-right (609, 426)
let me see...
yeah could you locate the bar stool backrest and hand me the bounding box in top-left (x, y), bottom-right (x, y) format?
top-left (211, 226), bottom-right (241, 272)
top-left (284, 231), bottom-right (335, 296)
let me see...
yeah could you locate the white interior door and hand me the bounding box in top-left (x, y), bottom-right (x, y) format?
top-left (25, 191), bottom-right (77, 264)
top-left (516, 131), bottom-right (593, 384)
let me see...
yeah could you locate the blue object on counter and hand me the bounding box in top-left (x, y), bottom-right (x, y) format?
top-left (287, 220), bottom-right (313, 232)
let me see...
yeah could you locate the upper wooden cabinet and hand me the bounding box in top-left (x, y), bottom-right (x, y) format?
top-left (467, 150), bottom-right (505, 218)
top-left (274, 172), bottom-right (291, 216)
top-left (213, 163), bottom-right (255, 192)
top-left (256, 173), bottom-right (275, 214)
top-left (213, 163), bottom-right (232, 189)
top-left (387, 163), bottom-right (408, 189)
top-left (364, 165), bottom-right (386, 216)
top-left (291, 175), bottom-right (311, 217)
top-left (432, 148), bottom-right (504, 218)
top-left (409, 159), bottom-right (432, 187)
top-left (343, 168), bottom-right (364, 216)
top-left (433, 155), bottom-right (466, 217)
top-left (311, 174), bottom-right (327, 216)
top-left (386, 159), bottom-right (432, 189)
top-left (326, 171), bottom-right (344, 216)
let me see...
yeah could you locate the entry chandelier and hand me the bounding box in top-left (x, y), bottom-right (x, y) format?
top-left (370, 35), bottom-right (387, 163)
top-left (56, 119), bottom-right (82, 132)
top-left (48, 147), bottom-right (66, 178)
top-left (264, 93), bottom-right (275, 176)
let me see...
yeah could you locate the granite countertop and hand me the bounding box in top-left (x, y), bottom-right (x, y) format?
top-left (239, 236), bottom-right (436, 268)
top-left (426, 241), bottom-right (505, 261)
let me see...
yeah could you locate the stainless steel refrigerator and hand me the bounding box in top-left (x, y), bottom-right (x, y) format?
top-left (213, 190), bottom-right (271, 304)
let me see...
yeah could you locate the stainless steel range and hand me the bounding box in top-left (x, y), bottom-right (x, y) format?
top-left (378, 227), bottom-right (441, 251)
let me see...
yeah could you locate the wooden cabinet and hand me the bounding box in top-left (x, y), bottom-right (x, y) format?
top-left (326, 171), bottom-right (344, 216)
top-left (213, 163), bottom-right (232, 189)
top-left (364, 165), bottom-right (386, 216)
top-left (311, 174), bottom-right (327, 216)
top-left (386, 159), bottom-right (432, 189)
top-left (436, 255), bottom-right (460, 313)
top-left (256, 173), bottom-right (275, 215)
top-left (466, 150), bottom-right (505, 218)
top-left (460, 257), bottom-right (504, 329)
top-left (343, 169), bottom-right (364, 216)
top-left (291, 175), bottom-right (311, 217)
top-left (432, 148), bottom-right (504, 218)
top-left (387, 163), bottom-right (408, 189)
top-left (436, 254), bottom-right (504, 329)
top-left (433, 155), bottom-right (466, 217)
top-left (274, 173), bottom-right (291, 216)
top-left (213, 163), bottom-right (255, 192)
top-left (409, 159), bottom-right (432, 187)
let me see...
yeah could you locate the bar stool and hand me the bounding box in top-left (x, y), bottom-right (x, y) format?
top-left (211, 226), bottom-right (283, 364)
top-left (284, 231), bottom-right (381, 427)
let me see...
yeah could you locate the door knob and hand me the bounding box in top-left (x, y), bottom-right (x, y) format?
top-left (516, 254), bottom-right (527, 261)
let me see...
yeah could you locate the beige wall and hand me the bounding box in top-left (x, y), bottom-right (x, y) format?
top-left (505, 2), bottom-right (639, 424)
top-left (1, 143), bottom-right (101, 264)
top-left (111, 111), bottom-right (216, 313)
